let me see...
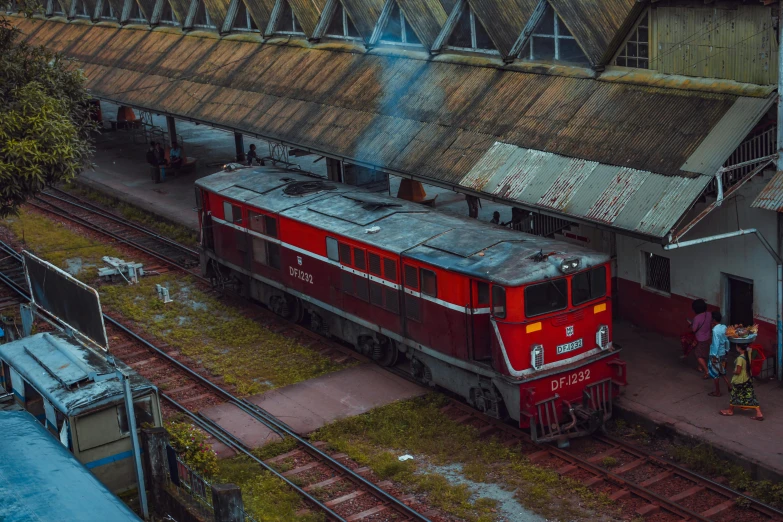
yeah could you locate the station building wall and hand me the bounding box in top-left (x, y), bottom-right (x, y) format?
top-left (613, 172), bottom-right (780, 355)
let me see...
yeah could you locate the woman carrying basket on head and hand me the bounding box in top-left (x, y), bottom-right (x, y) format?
top-left (720, 344), bottom-right (764, 421)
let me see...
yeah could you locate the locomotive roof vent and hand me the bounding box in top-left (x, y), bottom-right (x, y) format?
top-left (343, 195), bottom-right (402, 212)
top-left (283, 180), bottom-right (337, 197)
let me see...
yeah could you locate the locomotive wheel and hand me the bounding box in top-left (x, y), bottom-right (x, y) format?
top-left (269, 294), bottom-right (303, 323)
top-left (373, 338), bottom-right (399, 367)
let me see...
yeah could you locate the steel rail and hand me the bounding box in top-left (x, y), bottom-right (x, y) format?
top-left (162, 393), bottom-right (347, 522)
top-left (28, 197), bottom-right (199, 271)
top-left (0, 239), bottom-right (430, 522)
top-left (44, 188), bottom-right (200, 257)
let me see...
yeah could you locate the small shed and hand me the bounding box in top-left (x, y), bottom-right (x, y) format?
top-left (0, 332), bottom-right (162, 493)
top-left (0, 411), bottom-right (141, 521)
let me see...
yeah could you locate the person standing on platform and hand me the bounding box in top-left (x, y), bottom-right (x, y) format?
top-left (154, 142), bottom-right (166, 182)
top-left (720, 344), bottom-right (764, 421)
top-left (466, 195), bottom-right (481, 218)
top-left (490, 211), bottom-right (500, 225)
top-left (683, 299), bottom-right (712, 378)
top-left (247, 144), bottom-right (258, 166)
top-left (708, 311), bottom-right (731, 397)
top-left (169, 141), bottom-right (183, 173)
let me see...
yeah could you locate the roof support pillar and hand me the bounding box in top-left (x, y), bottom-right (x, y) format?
top-left (778, 0), bottom-right (783, 170)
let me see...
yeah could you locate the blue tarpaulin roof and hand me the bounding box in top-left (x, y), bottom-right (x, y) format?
top-left (0, 411), bottom-right (141, 521)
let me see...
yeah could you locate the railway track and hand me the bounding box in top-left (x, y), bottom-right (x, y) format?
top-left (441, 400), bottom-right (783, 522)
top-left (11, 190), bottom-right (783, 521)
top-left (31, 188), bottom-right (200, 271)
top-left (0, 240), bottom-right (431, 522)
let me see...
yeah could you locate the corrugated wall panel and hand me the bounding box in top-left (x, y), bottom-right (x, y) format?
top-left (468, 0), bottom-right (538, 58)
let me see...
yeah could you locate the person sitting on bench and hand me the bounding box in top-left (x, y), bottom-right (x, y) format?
top-left (169, 141), bottom-right (183, 172)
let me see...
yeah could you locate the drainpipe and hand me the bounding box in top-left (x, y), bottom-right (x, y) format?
top-left (664, 229), bottom-right (783, 381)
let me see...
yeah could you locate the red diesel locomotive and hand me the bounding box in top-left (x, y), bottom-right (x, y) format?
top-left (196, 167), bottom-right (627, 443)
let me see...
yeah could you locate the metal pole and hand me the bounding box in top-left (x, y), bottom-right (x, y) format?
top-left (778, 0), bottom-right (783, 171)
top-left (234, 132), bottom-right (245, 162)
top-left (120, 371), bottom-right (149, 518)
top-left (665, 228), bottom-right (783, 380)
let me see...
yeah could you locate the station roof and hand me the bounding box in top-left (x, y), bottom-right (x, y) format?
top-left (0, 412), bottom-right (141, 522)
top-left (10, 16), bottom-right (774, 241)
top-left (0, 333), bottom-right (156, 417)
top-left (198, 168), bottom-right (609, 285)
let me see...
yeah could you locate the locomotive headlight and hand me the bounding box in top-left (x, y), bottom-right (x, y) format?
top-left (596, 325), bottom-right (610, 350)
top-left (530, 344), bottom-right (544, 370)
top-left (559, 258), bottom-right (580, 273)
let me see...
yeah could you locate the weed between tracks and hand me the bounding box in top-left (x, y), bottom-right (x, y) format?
top-left (64, 183), bottom-right (198, 247)
top-left (2, 209), bottom-right (348, 396)
top-left (312, 395), bottom-right (614, 522)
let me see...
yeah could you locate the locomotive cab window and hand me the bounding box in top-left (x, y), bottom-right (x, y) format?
top-left (491, 285), bottom-right (506, 318)
top-left (265, 216), bottom-right (278, 238)
top-left (223, 202), bottom-right (242, 224)
top-left (421, 269), bottom-right (437, 297)
top-left (525, 279), bottom-right (568, 317)
top-left (326, 237), bottom-right (339, 261)
top-left (248, 211), bottom-right (279, 238)
top-left (571, 266), bottom-right (607, 306)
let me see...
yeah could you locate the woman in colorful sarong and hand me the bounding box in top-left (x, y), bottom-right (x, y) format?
top-left (720, 344), bottom-right (764, 421)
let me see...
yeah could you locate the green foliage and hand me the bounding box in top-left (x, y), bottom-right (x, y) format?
top-left (165, 420), bottom-right (219, 477)
top-left (600, 456), bottom-right (619, 468)
top-left (313, 395), bottom-right (612, 521)
top-left (0, 17), bottom-right (94, 217)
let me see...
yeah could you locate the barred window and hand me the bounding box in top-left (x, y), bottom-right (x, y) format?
top-left (644, 252), bottom-right (670, 294)
top-left (339, 243), bottom-right (352, 265)
top-left (353, 248), bottom-right (366, 270)
top-left (383, 259), bottom-right (397, 282)
top-left (615, 12), bottom-right (648, 68)
top-left (368, 253), bottom-right (382, 276)
top-left (404, 264), bottom-right (418, 289)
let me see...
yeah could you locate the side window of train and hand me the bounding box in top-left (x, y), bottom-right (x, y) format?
top-left (265, 216), bottom-right (278, 238)
top-left (421, 269), bottom-right (437, 298)
top-left (404, 264), bottom-right (418, 290)
top-left (223, 201), bottom-right (242, 224)
top-left (338, 242), bottom-right (352, 265)
top-left (477, 282), bottom-right (490, 305)
top-left (248, 211), bottom-right (265, 233)
top-left (326, 237), bottom-right (339, 261)
top-left (492, 286), bottom-right (506, 318)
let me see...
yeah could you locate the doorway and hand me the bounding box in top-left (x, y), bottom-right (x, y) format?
top-left (725, 275), bottom-right (754, 326)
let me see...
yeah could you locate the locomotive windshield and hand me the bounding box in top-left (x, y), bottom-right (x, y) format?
top-left (524, 279), bottom-right (567, 317)
top-left (571, 266), bottom-right (607, 305)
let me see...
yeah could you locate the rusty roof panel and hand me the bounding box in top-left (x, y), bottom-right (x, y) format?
top-left (752, 171), bottom-right (783, 212)
top-left (16, 19), bottom-right (759, 238)
top-left (288, 0), bottom-right (329, 38)
top-left (340, 0), bottom-right (384, 41)
top-left (468, 0), bottom-right (538, 57)
top-left (548, 0), bottom-right (641, 66)
top-left (396, 0), bottom-right (449, 47)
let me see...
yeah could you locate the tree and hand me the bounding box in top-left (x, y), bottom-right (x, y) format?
top-left (0, 16), bottom-right (95, 217)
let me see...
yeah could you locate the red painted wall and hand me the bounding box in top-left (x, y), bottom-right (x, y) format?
top-left (616, 278), bottom-right (775, 356)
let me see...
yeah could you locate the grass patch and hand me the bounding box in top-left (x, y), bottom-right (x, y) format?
top-left (312, 394), bottom-right (613, 521)
top-left (99, 275), bottom-right (349, 395)
top-left (670, 444), bottom-right (783, 507)
top-left (63, 183), bottom-right (198, 247)
top-left (3, 209), bottom-right (123, 278)
top-left (216, 453), bottom-right (323, 522)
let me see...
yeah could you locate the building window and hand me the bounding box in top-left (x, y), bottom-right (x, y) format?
top-left (73, 0), bottom-right (91, 18)
top-left (643, 252), bottom-right (670, 294)
top-left (117, 396), bottom-right (155, 434)
top-left (522, 5), bottom-right (587, 65)
top-left (446, 6), bottom-right (497, 53)
top-left (615, 12), bottom-right (648, 68)
top-left (325, 2), bottom-right (360, 39)
top-left (128, 2), bottom-right (146, 22)
top-left (380, 2), bottom-right (421, 46)
top-left (277, 4), bottom-right (304, 35)
top-left (233, 0), bottom-right (258, 31)
top-left (159, 1), bottom-right (179, 24)
top-left (193, 0), bottom-right (215, 28)
top-left (99, 0), bottom-right (116, 20)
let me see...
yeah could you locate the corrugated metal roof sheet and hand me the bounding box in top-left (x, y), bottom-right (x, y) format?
top-left (397, 0), bottom-right (449, 47)
top-left (751, 171), bottom-right (783, 212)
top-left (203, 0), bottom-right (232, 31)
top-left (11, 18), bottom-right (765, 239)
top-left (548, 0), bottom-right (642, 66)
top-left (168, 0), bottom-right (193, 26)
top-left (468, 0), bottom-right (538, 58)
top-left (289, 0), bottom-right (329, 37)
top-left (459, 142), bottom-right (712, 237)
top-left (680, 96), bottom-right (776, 175)
top-left (340, 0), bottom-right (385, 40)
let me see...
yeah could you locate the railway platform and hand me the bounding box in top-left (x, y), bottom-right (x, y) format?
top-left (76, 107), bottom-right (783, 482)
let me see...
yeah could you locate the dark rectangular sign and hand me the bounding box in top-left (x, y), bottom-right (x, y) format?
top-left (23, 251), bottom-right (108, 351)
